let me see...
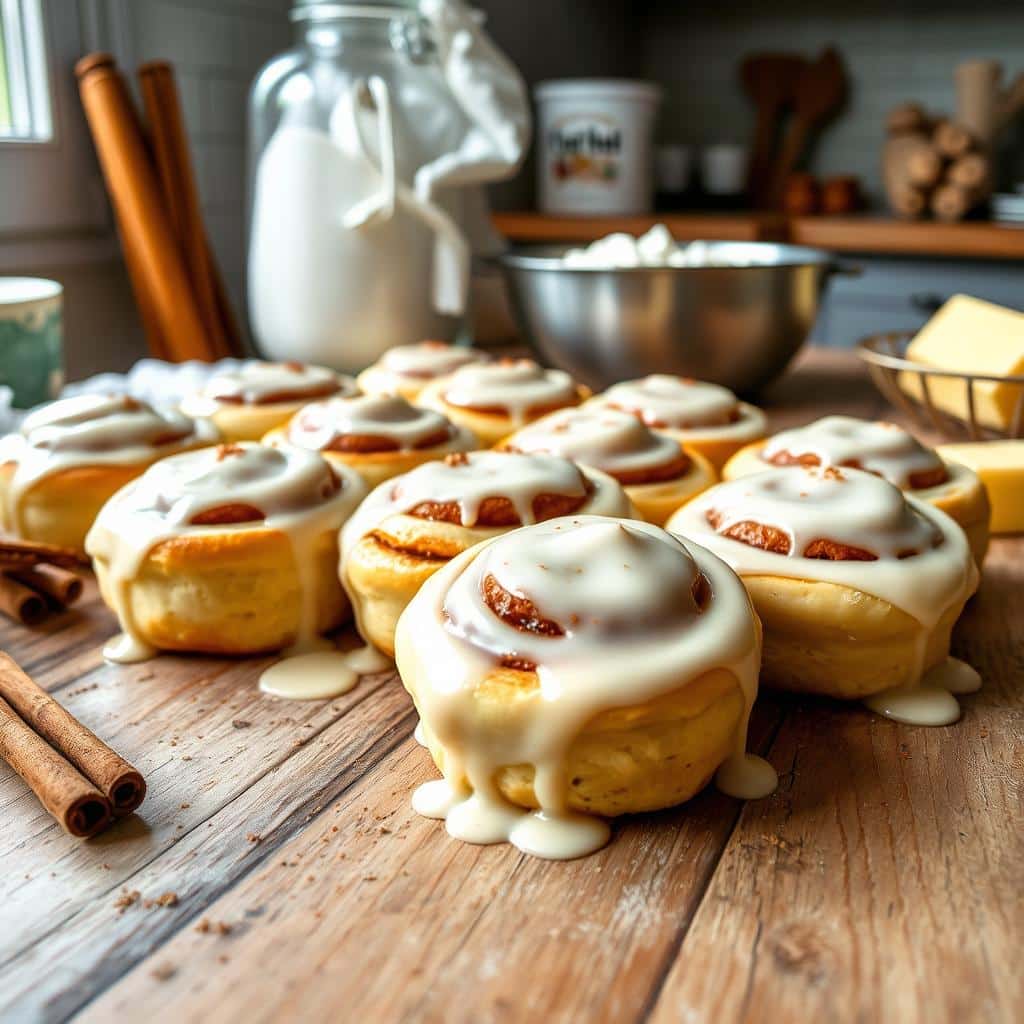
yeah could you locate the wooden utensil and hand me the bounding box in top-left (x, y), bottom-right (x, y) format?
top-left (771, 47), bottom-right (848, 205)
top-left (740, 53), bottom-right (806, 208)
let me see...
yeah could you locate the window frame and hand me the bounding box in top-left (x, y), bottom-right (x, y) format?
top-left (0, 0), bottom-right (55, 144)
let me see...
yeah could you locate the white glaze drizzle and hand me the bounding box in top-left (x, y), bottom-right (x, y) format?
top-left (593, 375), bottom-right (740, 428)
top-left (504, 406), bottom-right (686, 479)
top-left (258, 641), bottom-right (393, 701)
top-left (379, 341), bottom-right (485, 381)
top-left (284, 394), bottom-right (467, 452)
top-left (761, 416), bottom-right (946, 489)
top-left (669, 467), bottom-right (977, 634)
top-left (438, 359), bottom-right (578, 426)
top-left (396, 515), bottom-right (773, 860)
top-left (181, 360), bottom-right (354, 414)
top-left (85, 443), bottom-right (366, 663)
top-left (862, 657), bottom-right (982, 726)
top-left (0, 393), bottom-right (215, 536)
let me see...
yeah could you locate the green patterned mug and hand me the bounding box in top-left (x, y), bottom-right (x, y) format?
top-left (0, 277), bottom-right (64, 409)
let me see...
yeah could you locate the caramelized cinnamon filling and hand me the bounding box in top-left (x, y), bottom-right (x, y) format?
top-left (609, 401), bottom-right (741, 429)
top-left (214, 377), bottom-right (341, 406)
top-left (706, 509), bottom-right (878, 561)
top-left (764, 449), bottom-right (949, 490)
top-left (320, 426), bottom-right (451, 454)
top-left (190, 503), bottom-right (266, 525)
top-left (601, 448), bottom-right (692, 486)
top-left (407, 489), bottom-right (589, 527)
top-left (442, 394), bottom-right (578, 419)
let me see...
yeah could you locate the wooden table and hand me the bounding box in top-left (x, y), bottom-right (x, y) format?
top-left (1, 350), bottom-right (1021, 1023)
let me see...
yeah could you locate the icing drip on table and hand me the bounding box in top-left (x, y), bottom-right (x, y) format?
top-left (85, 443), bottom-right (366, 663)
top-left (438, 359), bottom-right (579, 426)
top-left (761, 416), bottom-right (948, 489)
top-left (504, 407), bottom-right (688, 481)
top-left (593, 375), bottom-right (740, 428)
top-left (258, 642), bottom-right (392, 701)
top-left (0, 393), bottom-right (214, 536)
top-left (284, 394), bottom-right (467, 452)
top-left (379, 341), bottom-right (485, 381)
top-left (181, 360), bottom-right (353, 414)
top-left (863, 657), bottom-right (982, 726)
top-left (396, 515), bottom-right (773, 860)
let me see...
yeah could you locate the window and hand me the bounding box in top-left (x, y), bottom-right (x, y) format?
top-left (0, 0), bottom-right (52, 142)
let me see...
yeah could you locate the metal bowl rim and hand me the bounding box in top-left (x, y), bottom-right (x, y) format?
top-left (499, 241), bottom-right (836, 273)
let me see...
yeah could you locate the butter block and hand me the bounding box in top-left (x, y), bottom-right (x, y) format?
top-left (901, 295), bottom-right (1024, 432)
top-left (937, 441), bottom-right (1024, 533)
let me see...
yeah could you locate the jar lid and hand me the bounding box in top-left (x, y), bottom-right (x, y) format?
top-left (293, 0), bottom-right (418, 15)
top-left (535, 79), bottom-right (663, 104)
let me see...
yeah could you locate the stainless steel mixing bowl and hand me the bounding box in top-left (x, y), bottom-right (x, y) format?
top-left (498, 242), bottom-right (844, 394)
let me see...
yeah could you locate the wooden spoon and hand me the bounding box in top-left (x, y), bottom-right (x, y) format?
top-left (740, 53), bottom-right (806, 208)
top-left (771, 47), bottom-right (848, 205)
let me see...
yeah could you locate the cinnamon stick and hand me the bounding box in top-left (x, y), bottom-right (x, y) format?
top-left (11, 565), bottom-right (84, 607)
top-left (0, 536), bottom-right (89, 571)
top-left (138, 60), bottom-right (241, 359)
top-left (0, 653), bottom-right (147, 816)
top-left (75, 53), bottom-right (214, 363)
top-left (0, 694), bottom-right (112, 837)
top-left (0, 574), bottom-right (47, 625)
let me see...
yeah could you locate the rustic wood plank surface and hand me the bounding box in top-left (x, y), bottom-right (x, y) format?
top-left (0, 349), bottom-right (1019, 1024)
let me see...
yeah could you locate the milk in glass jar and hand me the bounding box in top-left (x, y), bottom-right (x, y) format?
top-left (247, 0), bottom-right (529, 372)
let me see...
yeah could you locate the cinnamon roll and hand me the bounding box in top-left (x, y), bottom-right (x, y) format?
top-left (586, 375), bottom-right (766, 470)
top-left (340, 450), bottom-right (634, 657)
top-left (722, 415), bottom-right (990, 563)
top-left (357, 341), bottom-right (488, 402)
top-left (416, 358), bottom-right (588, 446)
top-left (667, 466), bottom-right (979, 705)
top-left (180, 360), bottom-right (356, 442)
top-left (0, 394), bottom-right (216, 554)
top-left (86, 442), bottom-right (366, 662)
top-left (264, 393), bottom-right (479, 489)
top-left (395, 515), bottom-right (775, 860)
top-left (498, 406), bottom-right (715, 525)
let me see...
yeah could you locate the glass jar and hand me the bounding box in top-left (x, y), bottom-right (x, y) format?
top-left (247, 1), bottom-right (527, 373)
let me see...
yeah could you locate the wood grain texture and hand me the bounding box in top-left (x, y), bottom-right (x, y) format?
top-left (0, 350), bottom-right (1019, 1023)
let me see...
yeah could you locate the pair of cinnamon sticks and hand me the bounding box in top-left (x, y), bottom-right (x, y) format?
top-left (0, 537), bottom-right (88, 626)
top-left (0, 653), bottom-right (146, 837)
top-left (75, 52), bottom-right (241, 362)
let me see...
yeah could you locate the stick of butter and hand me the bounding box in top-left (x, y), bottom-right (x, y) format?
top-left (937, 441), bottom-right (1023, 533)
top-left (901, 295), bottom-right (1024, 432)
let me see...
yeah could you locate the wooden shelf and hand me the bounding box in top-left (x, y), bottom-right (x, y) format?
top-left (494, 211), bottom-right (1024, 260)
top-left (788, 216), bottom-right (1024, 259)
top-left (492, 211), bottom-right (786, 244)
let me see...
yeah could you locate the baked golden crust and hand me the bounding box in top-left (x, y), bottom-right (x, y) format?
top-left (742, 575), bottom-right (964, 698)
top-left (723, 440), bottom-right (991, 564)
top-left (410, 665), bottom-right (745, 816)
top-left (648, 402), bottom-right (766, 470)
top-left (92, 525), bottom-right (347, 655)
top-left (199, 401), bottom-right (319, 443)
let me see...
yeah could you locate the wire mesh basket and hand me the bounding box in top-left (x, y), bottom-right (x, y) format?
top-left (856, 331), bottom-right (1024, 440)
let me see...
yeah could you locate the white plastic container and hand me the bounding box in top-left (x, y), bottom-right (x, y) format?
top-left (535, 79), bottom-right (662, 216)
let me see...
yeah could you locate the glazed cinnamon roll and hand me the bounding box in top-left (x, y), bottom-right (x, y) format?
top-left (86, 442), bottom-right (366, 662)
top-left (180, 360), bottom-right (356, 442)
top-left (264, 393), bottom-right (479, 489)
top-left (722, 415), bottom-right (990, 563)
top-left (667, 466), bottom-right (979, 705)
top-left (586, 375), bottom-right (766, 470)
top-left (340, 450), bottom-right (634, 657)
top-left (498, 406), bottom-right (715, 525)
top-left (416, 358), bottom-right (588, 446)
top-left (395, 514), bottom-right (775, 860)
top-left (357, 341), bottom-right (488, 402)
top-left (0, 394), bottom-right (216, 554)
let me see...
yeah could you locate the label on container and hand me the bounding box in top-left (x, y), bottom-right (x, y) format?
top-left (547, 114), bottom-right (622, 186)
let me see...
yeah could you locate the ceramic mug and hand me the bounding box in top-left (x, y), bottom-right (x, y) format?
top-left (0, 277), bottom-right (63, 408)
